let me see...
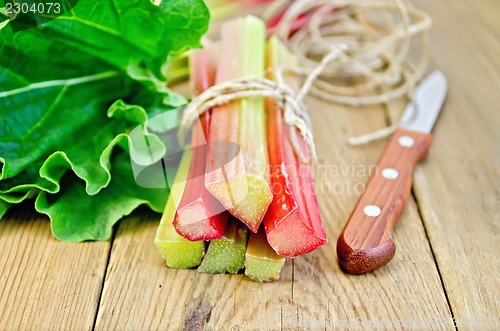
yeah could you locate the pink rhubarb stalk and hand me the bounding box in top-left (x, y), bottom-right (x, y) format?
top-left (266, 10), bottom-right (313, 37)
top-left (205, 16), bottom-right (272, 233)
top-left (173, 47), bottom-right (228, 241)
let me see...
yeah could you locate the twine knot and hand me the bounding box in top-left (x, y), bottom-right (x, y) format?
top-left (178, 75), bottom-right (318, 165)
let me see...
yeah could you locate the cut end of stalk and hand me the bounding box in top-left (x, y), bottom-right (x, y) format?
top-left (155, 236), bottom-right (205, 269)
top-left (245, 229), bottom-right (286, 282)
top-left (155, 222), bottom-right (205, 269)
top-left (197, 219), bottom-right (248, 274)
top-left (206, 175), bottom-right (272, 232)
top-left (174, 200), bottom-right (227, 241)
top-left (266, 209), bottom-right (328, 258)
top-left (245, 256), bottom-right (286, 282)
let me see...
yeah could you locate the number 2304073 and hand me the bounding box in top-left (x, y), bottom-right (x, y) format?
top-left (6, 2), bottom-right (61, 15)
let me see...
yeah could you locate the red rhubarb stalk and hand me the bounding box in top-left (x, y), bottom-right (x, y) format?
top-left (263, 37), bottom-right (327, 257)
top-left (173, 47), bottom-right (228, 241)
top-left (266, 11), bottom-right (313, 37)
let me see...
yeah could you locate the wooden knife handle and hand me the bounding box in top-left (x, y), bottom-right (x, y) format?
top-left (337, 128), bottom-right (432, 274)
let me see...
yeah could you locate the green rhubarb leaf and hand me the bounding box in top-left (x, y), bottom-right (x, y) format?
top-left (1, 97), bottom-right (179, 240)
top-left (0, 159), bottom-right (60, 205)
top-left (0, 0), bottom-right (209, 88)
top-left (1, 0), bottom-right (209, 180)
top-left (107, 99), bottom-right (168, 167)
top-left (0, 0), bottom-right (210, 241)
top-left (0, 70), bottom-right (128, 182)
top-left (0, 199), bottom-right (11, 219)
top-left (35, 152), bottom-right (170, 242)
top-left (0, 90), bottom-right (171, 204)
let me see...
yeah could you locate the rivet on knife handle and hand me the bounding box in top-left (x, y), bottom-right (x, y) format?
top-left (337, 128), bottom-right (432, 274)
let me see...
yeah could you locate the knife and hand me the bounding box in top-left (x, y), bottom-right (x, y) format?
top-left (337, 70), bottom-right (448, 274)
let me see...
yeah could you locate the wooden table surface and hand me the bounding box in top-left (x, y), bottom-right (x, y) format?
top-left (1, 0), bottom-right (499, 330)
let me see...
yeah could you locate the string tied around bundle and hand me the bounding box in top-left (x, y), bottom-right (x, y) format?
top-left (178, 47), bottom-right (343, 165)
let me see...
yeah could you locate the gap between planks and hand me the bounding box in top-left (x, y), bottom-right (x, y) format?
top-left (92, 228), bottom-right (116, 331)
top-left (411, 187), bottom-right (458, 331)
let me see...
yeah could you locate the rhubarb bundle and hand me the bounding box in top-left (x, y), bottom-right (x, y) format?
top-left (156, 16), bottom-right (327, 282)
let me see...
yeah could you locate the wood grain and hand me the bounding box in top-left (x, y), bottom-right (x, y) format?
top-left (461, 0), bottom-right (500, 40)
top-left (388, 0), bottom-right (500, 328)
top-left (94, 215), bottom-right (294, 330)
top-left (0, 207), bottom-right (110, 331)
top-left (338, 129), bottom-right (433, 274)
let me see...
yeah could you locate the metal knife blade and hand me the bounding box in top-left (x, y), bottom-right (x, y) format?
top-left (400, 70), bottom-right (448, 133)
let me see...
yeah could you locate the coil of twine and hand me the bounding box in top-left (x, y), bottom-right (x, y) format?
top-left (266, 0), bottom-right (432, 144)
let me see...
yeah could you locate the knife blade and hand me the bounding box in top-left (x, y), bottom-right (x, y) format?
top-left (337, 70), bottom-right (448, 274)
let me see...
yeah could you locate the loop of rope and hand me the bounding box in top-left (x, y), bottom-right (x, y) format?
top-left (178, 43), bottom-right (342, 165)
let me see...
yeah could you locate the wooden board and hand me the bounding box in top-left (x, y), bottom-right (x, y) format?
top-left (402, 0), bottom-right (500, 328)
top-left (461, 0), bottom-right (500, 40)
top-left (0, 207), bottom-right (110, 330)
top-left (93, 215), bottom-right (293, 330)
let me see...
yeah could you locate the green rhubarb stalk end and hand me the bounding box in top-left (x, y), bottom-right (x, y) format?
top-left (197, 218), bottom-right (248, 274)
top-left (244, 229), bottom-right (286, 282)
top-left (155, 149), bottom-right (205, 269)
